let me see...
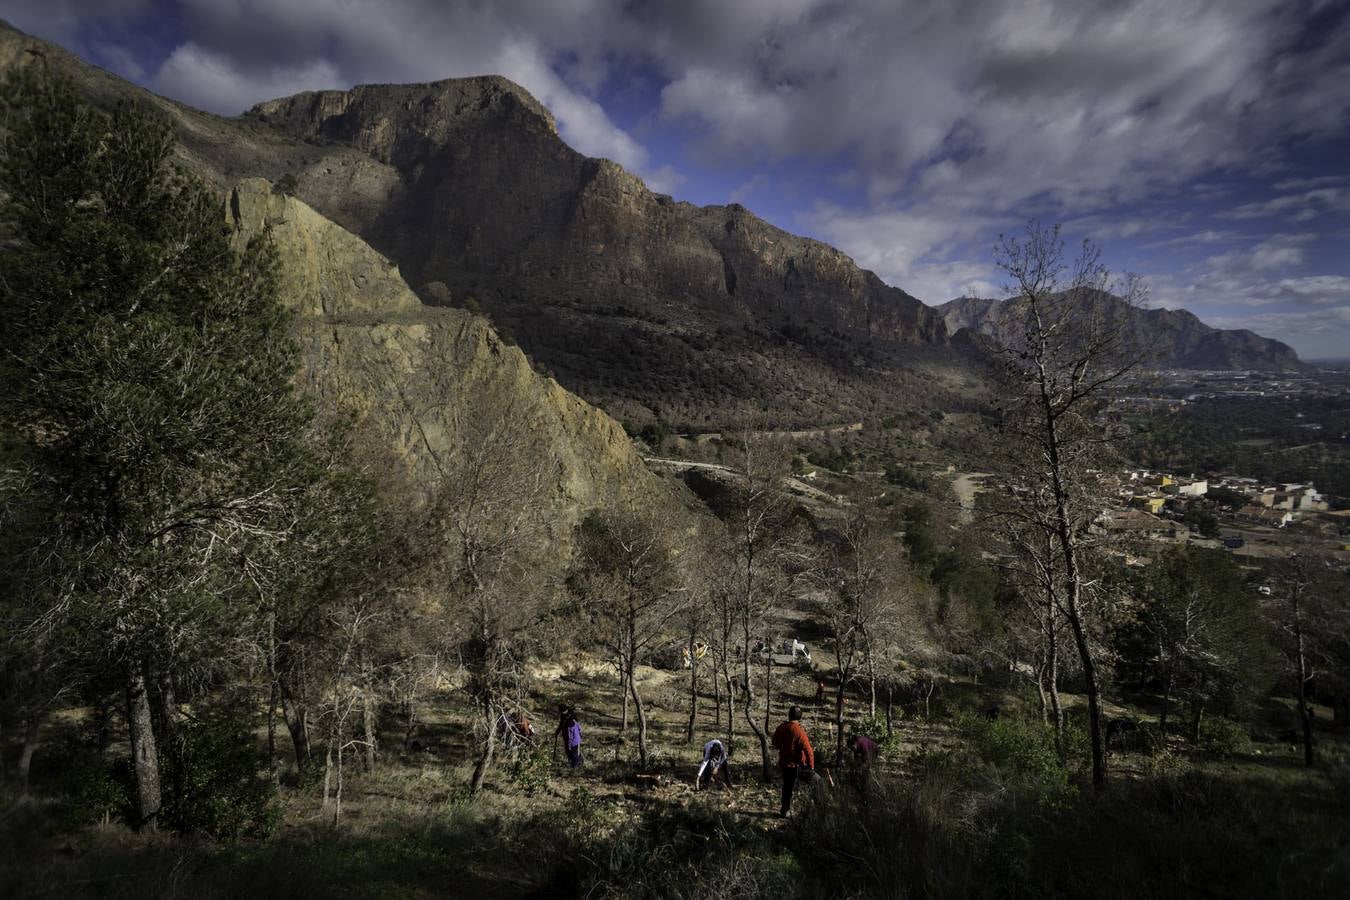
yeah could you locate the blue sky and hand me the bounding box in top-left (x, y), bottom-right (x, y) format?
top-left (8, 0), bottom-right (1350, 359)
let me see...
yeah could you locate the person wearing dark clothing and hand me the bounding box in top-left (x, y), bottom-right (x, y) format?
top-left (695, 738), bottom-right (734, 790)
top-left (771, 706), bottom-right (815, 817)
top-left (849, 734), bottom-right (879, 766)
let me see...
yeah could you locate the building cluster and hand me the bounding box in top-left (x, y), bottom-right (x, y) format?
top-left (1095, 470), bottom-right (1329, 541)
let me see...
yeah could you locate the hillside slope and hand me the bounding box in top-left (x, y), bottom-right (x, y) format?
top-left (939, 295), bottom-right (1306, 370)
top-left (223, 179), bottom-right (674, 548)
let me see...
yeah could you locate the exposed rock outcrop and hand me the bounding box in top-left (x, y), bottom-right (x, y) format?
top-left (226, 178), bottom-right (673, 532)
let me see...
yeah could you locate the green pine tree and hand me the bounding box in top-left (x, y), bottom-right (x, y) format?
top-left (0, 67), bottom-right (372, 831)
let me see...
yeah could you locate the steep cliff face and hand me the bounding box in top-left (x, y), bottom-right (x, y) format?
top-left (939, 295), bottom-right (1306, 371)
top-left (225, 179), bottom-right (671, 529)
top-left (247, 79), bottom-right (952, 427)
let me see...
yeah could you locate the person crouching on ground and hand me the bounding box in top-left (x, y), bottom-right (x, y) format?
top-left (771, 705), bottom-right (815, 817)
top-left (695, 738), bottom-right (733, 791)
top-left (849, 733), bottom-right (878, 767)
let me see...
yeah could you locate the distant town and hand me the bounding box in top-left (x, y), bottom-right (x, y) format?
top-left (1100, 467), bottom-right (1347, 561)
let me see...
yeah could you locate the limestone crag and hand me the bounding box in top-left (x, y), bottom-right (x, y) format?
top-left (226, 178), bottom-right (671, 535)
top-left (246, 79), bottom-right (954, 426)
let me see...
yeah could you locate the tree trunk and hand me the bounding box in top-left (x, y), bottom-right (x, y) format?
top-left (741, 634), bottom-right (769, 781)
top-left (686, 634), bottom-right (699, 745)
top-left (17, 713), bottom-right (42, 796)
top-left (884, 682), bottom-right (894, 738)
top-left (1038, 348), bottom-right (1106, 787)
top-left (323, 742), bottom-right (334, 807)
top-left (834, 681), bottom-right (847, 767)
top-left (284, 703), bottom-right (312, 770)
top-left (155, 670), bottom-right (182, 803)
top-left (1190, 700), bottom-right (1204, 744)
top-left (712, 654), bottom-right (723, 734)
top-left (762, 648), bottom-right (773, 755)
top-left (619, 659), bottom-right (630, 733)
top-left (280, 673), bottom-right (313, 770)
top-left (126, 669), bottom-right (162, 832)
top-left (334, 740), bottom-right (345, 825)
top-left (1065, 605), bottom-right (1106, 786)
top-left (469, 698), bottom-right (495, 793)
top-left (630, 665), bottom-right (650, 767)
top-left (1293, 599), bottom-right (1315, 767)
top-left (1159, 666), bottom-right (1173, 737)
top-left (1046, 592), bottom-right (1064, 746)
top-left (362, 662), bottom-right (377, 772)
top-left (1035, 662), bottom-right (1049, 723)
top-left (724, 669), bottom-right (736, 741)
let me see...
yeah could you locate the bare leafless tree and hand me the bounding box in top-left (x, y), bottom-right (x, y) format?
top-left (988, 222), bottom-right (1148, 788)
top-left (719, 427), bottom-right (798, 782)
top-left (816, 500), bottom-right (910, 765)
top-left (422, 389), bottom-right (561, 793)
top-left (572, 504), bottom-right (687, 767)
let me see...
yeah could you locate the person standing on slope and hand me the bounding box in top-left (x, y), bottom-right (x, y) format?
top-left (554, 705), bottom-right (583, 769)
top-left (771, 705), bottom-right (815, 817)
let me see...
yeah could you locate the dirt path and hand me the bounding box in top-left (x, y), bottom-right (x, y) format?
top-left (951, 472), bottom-right (991, 522)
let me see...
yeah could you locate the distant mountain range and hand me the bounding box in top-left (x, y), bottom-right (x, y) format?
top-left (938, 295), bottom-right (1306, 371)
top-left (0, 19), bottom-right (1307, 436)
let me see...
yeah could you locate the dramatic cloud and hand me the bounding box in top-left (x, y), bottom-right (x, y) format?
top-left (151, 43), bottom-right (340, 115)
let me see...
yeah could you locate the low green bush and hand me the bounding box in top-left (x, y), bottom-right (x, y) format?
top-left (1196, 716), bottom-right (1253, 758)
top-left (161, 708), bottom-right (280, 840)
top-left (958, 712), bottom-right (1071, 789)
top-left (505, 742), bottom-right (551, 796)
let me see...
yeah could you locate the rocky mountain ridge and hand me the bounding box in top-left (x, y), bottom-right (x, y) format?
top-left (245, 80), bottom-right (953, 427)
top-left (0, 18), bottom-right (1307, 434)
top-left (939, 295), bottom-right (1306, 371)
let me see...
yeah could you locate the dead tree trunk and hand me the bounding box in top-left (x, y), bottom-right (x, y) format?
top-left (126, 669), bottom-right (162, 832)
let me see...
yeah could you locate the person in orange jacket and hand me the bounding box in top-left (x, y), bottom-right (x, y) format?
top-left (771, 705), bottom-right (815, 817)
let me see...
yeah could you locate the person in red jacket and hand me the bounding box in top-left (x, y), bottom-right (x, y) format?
top-left (771, 705), bottom-right (815, 817)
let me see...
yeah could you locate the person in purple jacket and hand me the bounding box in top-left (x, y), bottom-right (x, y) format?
top-left (555, 707), bottom-right (583, 769)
